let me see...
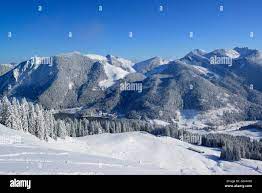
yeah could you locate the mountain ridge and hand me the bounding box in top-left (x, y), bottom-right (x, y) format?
top-left (0, 48), bottom-right (261, 128)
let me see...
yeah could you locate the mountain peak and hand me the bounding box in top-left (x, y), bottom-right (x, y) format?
top-left (233, 47), bottom-right (259, 58)
top-left (58, 51), bottom-right (82, 57)
top-left (85, 54), bottom-right (107, 61)
top-left (133, 56), bottom-right (168, 74)
top-left (104, 54), bottom-right (134, 72)
top-left (185, 49), bottom-right (207, 57)
top-left (192, 49), bottom-right (207, 56)
top-left (206, 49), bottom-right (240, 59)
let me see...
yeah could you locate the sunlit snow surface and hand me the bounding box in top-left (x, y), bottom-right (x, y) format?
top-left (0, 124), bottom-right (262, 175)
top-left (85, 54), bottom-right (133, 88)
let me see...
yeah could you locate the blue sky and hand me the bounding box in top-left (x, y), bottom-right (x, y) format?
top-left (0, 0), bottom-right (261, 63)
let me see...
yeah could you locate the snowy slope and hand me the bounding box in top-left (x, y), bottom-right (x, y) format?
top-left (79, 133), bottom-right (262, 175)
top-left (98, 62), bottom-right (130, 88)
top-left (206, 49), bottom-right (240, 59)
top-left (85, 54), bottom-right (107, 62)
top-left (175, 104), bottom-right (240, 130)
top-left (85, 54), bottom-right (133, 88)
top-left (133, 57), bottom-right (169, 74)
top-left (86, 54), bottom-right (135, 72)
top-left (1, 124), bottom-right (262, 175)
top-left (106, 55), bottom-right (135, 73)
top-left (0, 124), bottom-right (163, 175)
top-left (0, 64), bottom-right (13, 68)
top-left (0, 63), bottom-right (14, 76)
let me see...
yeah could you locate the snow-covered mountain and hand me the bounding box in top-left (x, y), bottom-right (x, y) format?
top-left (1, 123), bottom-right (261, 175)
top-left (182, 47), bottom-right (256, 66)
top-left (0, 48), bottom-right (262, 128)
top-left (85, 54), bottom-right (108, 61)
top-left (234, 47), bottom-right (259, 58)
top-left (133, 57), bottom-right (169, 74)
top-left (0, 63), bottom-right (15, 76)
top-left (82, 48), bottom-right (262, 127)
top-left (86, 53), bottom-right (135, 72)
top-left (205, 49), bottom-right (240, 59)
top-left (0, 53), bottom-right (133, 109)
top-left (1, 47), bottom-right (262, 175)
top-left (181, 49), bottom-right (209, 65)
top-left (85, 54), bottom-right (134, 88)
top-left (106, 54), bottom-right (135, 72)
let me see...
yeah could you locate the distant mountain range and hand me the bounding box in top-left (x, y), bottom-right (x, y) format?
top-left (0, 47), bottom-right (262, 127)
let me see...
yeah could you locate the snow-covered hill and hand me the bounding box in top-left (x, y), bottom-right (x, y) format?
top-left (0, 124), bottom-right (261, 175)
top-left (0, 124), bottom-right (161, 175)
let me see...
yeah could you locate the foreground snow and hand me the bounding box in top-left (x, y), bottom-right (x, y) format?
top-left (0, 124), bottom-right (262, 175)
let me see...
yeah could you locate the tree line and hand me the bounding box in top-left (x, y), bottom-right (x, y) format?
top-left (0, 96), bottom-right (63, 140)
top-left (202, 133), bottom-right (262, 161)
top-left (0, 97), bottom-right (154, 141)
top-left (158, 124), bottom-right (262, 161)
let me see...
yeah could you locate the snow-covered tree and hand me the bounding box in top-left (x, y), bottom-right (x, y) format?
top-left (57, 120), bottom-right (67, 139)
top-left (28, 102), bottom-right (36, 135)
top-left (34, 104), bottom-right (46, 140)
top-left (20, 98), bottom-right (29, 132)
top-left (0, 96), bottom-right (12, 126)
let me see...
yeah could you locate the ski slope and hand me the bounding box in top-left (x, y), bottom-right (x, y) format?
top-left (0, 124), bottom-right (262, 175)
